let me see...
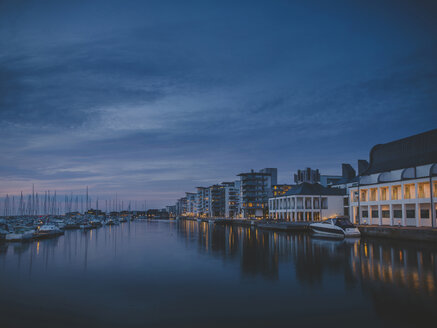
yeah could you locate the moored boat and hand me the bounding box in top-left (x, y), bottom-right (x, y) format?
top-left (34, 224), bottom-right (64, 238)
top-left (310, 217), bottom-right (360, 238)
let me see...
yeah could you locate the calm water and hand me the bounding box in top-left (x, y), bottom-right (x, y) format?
top-left (1, 220), bottom-right (436, 328)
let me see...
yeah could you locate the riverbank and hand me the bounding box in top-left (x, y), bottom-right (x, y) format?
top-left (178, 216), bottom-right (437, 242)
top-left (359, 225), bottom-right (437, 242)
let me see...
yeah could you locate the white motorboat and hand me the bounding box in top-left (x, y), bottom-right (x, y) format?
top-left (310, 217), bottom-right (360, 238)
top-left (35, 224), bottom-right (64, 238)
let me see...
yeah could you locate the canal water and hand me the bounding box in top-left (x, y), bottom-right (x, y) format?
top-left (0, 220), bottom-right (436, 328)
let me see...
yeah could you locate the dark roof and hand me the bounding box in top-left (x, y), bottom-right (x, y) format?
top-left (363, 129), bottom-right (437, 175)
top-left (281, 182), bottom-right (345, 196)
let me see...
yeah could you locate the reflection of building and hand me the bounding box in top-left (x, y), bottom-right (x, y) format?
top-left (176, 219), bottom-right (437, 324)
top-left (350, 129), bottom-right (437, 227)
top-left (238, 168), bottom-right (277, 219)
top-left (268, 182), bottom-right (346, 221)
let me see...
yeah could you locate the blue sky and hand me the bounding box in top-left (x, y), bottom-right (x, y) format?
top-left (1, 0), bottom-right (436, 207)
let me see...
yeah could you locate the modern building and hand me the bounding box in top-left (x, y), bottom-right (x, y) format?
top-left (269, 182), bottom-right (346, 221)
top-left (238, 168), bottom-right (277, 219)
top-left (195, 187), bottom-right (210, 217)
top-left (260, 168), bottom-right (278, 185)
top-left (176, 197), bottom-right (187, 216)
top-left (165, 205), bottom-right (176, 217)
top-left (294, 168), bottom-right (320, 184)
top-left (294, 167), bottom-right (343, 187)
top-left (350, 129), bottom-right (437, 227)
top-left (223, 181), bottom-right (241, 218)
top-left (208, 184), bottom-right (225, 217)
top-left (147, 209), bottom-right (169, 219)
top-left (185, 192), bottom-right (196, 216)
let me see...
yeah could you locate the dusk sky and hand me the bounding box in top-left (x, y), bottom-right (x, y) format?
top-left (1, 0), bottom-right (436, 208)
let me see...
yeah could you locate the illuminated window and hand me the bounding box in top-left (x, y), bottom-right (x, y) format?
top-left (380, 187), bottom-right (388, 201)
top-left (369, 188), bottom-right (377, 201)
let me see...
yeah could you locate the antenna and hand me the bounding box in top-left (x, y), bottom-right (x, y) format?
top-left (32, 184), bottom-right (35, 215)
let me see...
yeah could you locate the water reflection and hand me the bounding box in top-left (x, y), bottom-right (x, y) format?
top-left (0, 220), bottom-right (436, 328)
top-left (177, 221), bottom-right (437, 293)
top-left (177, 220), bottom-right (437, 326)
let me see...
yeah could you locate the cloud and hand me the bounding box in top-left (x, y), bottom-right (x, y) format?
top-left (0, 0), bottom-right (436, 207)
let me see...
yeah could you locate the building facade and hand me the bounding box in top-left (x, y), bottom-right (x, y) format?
top-left (185, 192), bottom-right (196, 216)
top-left (208, 184), bottom-right (225, 217)
top-left (269, 183), bottom-right (346, 221)
top-left (195, 187), bottom-right (210, 217)
top-left (350, 129), bottom-right (437, 227)
top-left (176, 197), bottom-right (187, 216)
top-left (223, 181), bottom-right (241, 218)
top-left (238, 168), bottom-right (277, 219)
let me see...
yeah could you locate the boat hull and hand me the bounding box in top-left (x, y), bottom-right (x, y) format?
top-left (310, 225), bottom-right (361, 238)
top-left (310, 226), bottom-right (344, 237)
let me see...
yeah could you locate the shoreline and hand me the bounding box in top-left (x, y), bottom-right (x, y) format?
top-left (177, 216), bottom-right (437, 242)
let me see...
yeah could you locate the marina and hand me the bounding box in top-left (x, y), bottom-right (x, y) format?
top-left (0, 214), bottom-right (138, 242)
top-left (0, 219), bottom-right (436, 328)
top-left (1, 1), bottom-right (436, 327)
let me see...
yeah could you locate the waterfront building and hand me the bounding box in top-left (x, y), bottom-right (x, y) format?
top-left (268, 182), bottom-right (346, 221)
top-left (147, 209), bottom-right (169, 219)
top-left (238, 168), bottom-right (277, 219)
top-left (328, 163), bottom-right (359, 218)
top-left (185, 192), bottom-right (196, 216)
top-left (223, 181), bottom-right (241, 218)
top-left (196, 187), bottom-right (210, 217)
top-left (176, 197), bottom-right (187, 216)
top-left (349, 129), bottom-right (437, 227)
top-left (260, 168), bottom-right (278, 185)
top-left (208, 184), bottom-right (225, 217)
top-left (165, 205), bottom-right (176, 217)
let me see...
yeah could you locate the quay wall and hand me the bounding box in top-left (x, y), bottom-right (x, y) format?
top-left (359, 225), bottom-right (437, 242)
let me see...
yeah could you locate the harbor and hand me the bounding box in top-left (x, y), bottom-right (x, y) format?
top-left (1, 219), bottom-right (436, 328)
top-left (0, 213), bottom-right (140, 243)
top-left (179, 216), bottom-right (437, 241)
top-left (1, 1), bottom-right (437, 327)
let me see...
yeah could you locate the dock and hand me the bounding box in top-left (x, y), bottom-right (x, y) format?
top-left (358, 225), bottom-right (437, 242)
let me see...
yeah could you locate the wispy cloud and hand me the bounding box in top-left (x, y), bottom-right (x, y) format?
top-left (0, 0), bottom-right (436, 206)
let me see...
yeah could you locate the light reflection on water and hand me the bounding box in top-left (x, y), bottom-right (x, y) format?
top-left (0, 220), bottom-right (436, 328)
